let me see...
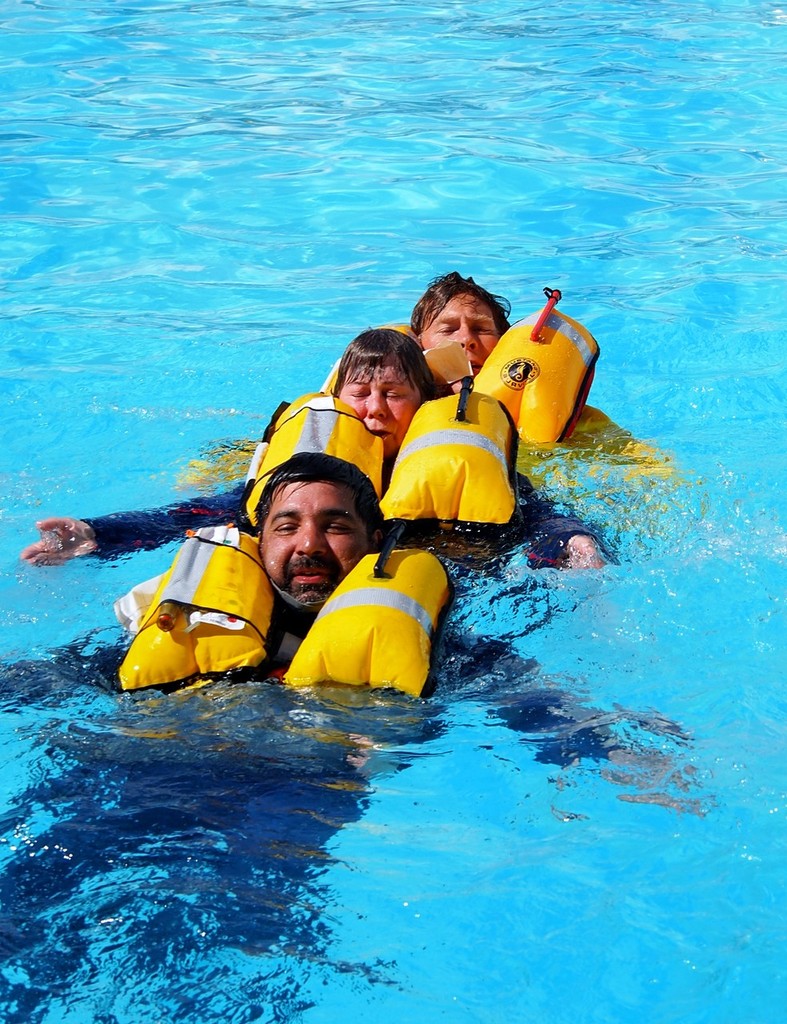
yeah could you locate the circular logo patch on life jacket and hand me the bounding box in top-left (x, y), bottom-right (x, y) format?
top-left (501, 358), bottom-right (540, 391)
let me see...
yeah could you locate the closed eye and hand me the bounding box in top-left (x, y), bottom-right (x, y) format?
top-left (272, 522), bottom-right (298, 535)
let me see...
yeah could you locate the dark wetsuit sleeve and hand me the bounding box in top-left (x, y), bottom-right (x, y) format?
top-left (83, 483), bottom-right (245, 559)
top-left (517, 475), bottom-right (607, 568)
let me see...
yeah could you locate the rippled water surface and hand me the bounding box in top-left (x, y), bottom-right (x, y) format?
top-left (1, 1), bottom-right (786, 1021)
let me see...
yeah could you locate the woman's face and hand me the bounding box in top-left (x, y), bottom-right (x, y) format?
top-left (419, 293), bottom-right (501, 375)
top-left (338, 361), bottom-right (422, 460)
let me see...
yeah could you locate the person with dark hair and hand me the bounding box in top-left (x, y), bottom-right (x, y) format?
top-left (332, 327), bottom-right (435, 479)
top-left (408, 271), bottom-right (626, 455)
top-left (411, 271), bottom-right (511, 378)
top-left (256, 452), bottom-right (382, 612)
top-left (110, 452), bottom-right (386, 687)
top-left (334, 329), bottom-right (435, 406)
top-left (407, 274), bottom-right (636, 566)
top-left (230, 451), bottom-right (383, 674)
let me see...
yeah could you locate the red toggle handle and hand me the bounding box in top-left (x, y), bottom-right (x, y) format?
top-left (530, 287), bottom-right (562, 342)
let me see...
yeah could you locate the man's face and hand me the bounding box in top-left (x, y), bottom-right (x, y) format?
top-left (260, 480), bottom-right (375, 606)
top-left (419, 294), bottom-right (502, 375)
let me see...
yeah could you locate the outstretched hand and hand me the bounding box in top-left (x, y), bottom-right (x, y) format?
top-left (20, 517), bottom-right (97, 565)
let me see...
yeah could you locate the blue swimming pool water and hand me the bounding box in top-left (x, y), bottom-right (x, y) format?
top-left (1, 0), bottom-right (786, 1020)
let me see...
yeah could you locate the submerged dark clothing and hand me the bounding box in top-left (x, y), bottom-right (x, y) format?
top-left (83, 477), bottom-right (605, 569)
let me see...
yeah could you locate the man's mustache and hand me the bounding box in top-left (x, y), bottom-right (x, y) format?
top-left (285, 555), bottom-right (337, 582)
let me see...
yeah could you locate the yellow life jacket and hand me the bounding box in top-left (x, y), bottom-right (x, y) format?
top-left (116, 529), bottom-right (450, 699)
top-left (284, 548), bottom-right (451, 698)
top-left (379, 389), bottom-right (518, 527)
top-left (474, 309), bottom-right (599, 443)
top-left (116, 525), bottom-right (274, 691)
top-left (240, 393), bottom-right (384, 529)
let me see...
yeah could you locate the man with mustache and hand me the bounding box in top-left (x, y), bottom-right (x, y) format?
top-left (252, 452), bottom-right (384, 664)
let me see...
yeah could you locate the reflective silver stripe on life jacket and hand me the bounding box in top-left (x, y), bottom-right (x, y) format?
top-left (161, 526), bottom-right (237, 606)
top-left (395, 428), bottom-right (509, 472)
top-left (315, 588), bottom-right (434, 636)
top-left (518, 312), bottom-right (596, 367)
top-left (291, 399), bottom-right (341, 454)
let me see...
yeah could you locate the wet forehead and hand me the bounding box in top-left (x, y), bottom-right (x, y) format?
top-left (344, 360), bottom-right (413, 388)
top-left (435, 294), bottom-right (497, 323)
top-left (267, 480), bottom-right (359, 521)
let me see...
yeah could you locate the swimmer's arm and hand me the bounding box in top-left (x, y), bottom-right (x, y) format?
top-left (517, 474), bottom-right (608, 570)
top-left (20, 484), bottom-right (245, 564)
top-left (20, 517), bottom-right (97, 565)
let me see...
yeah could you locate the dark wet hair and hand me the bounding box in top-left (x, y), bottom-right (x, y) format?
top-left (332, 328), bottom-right (436, 404)
top-left (410, 271), bottom-right (512, 339)
top-left (255, 452), bottom-right (383, 538)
